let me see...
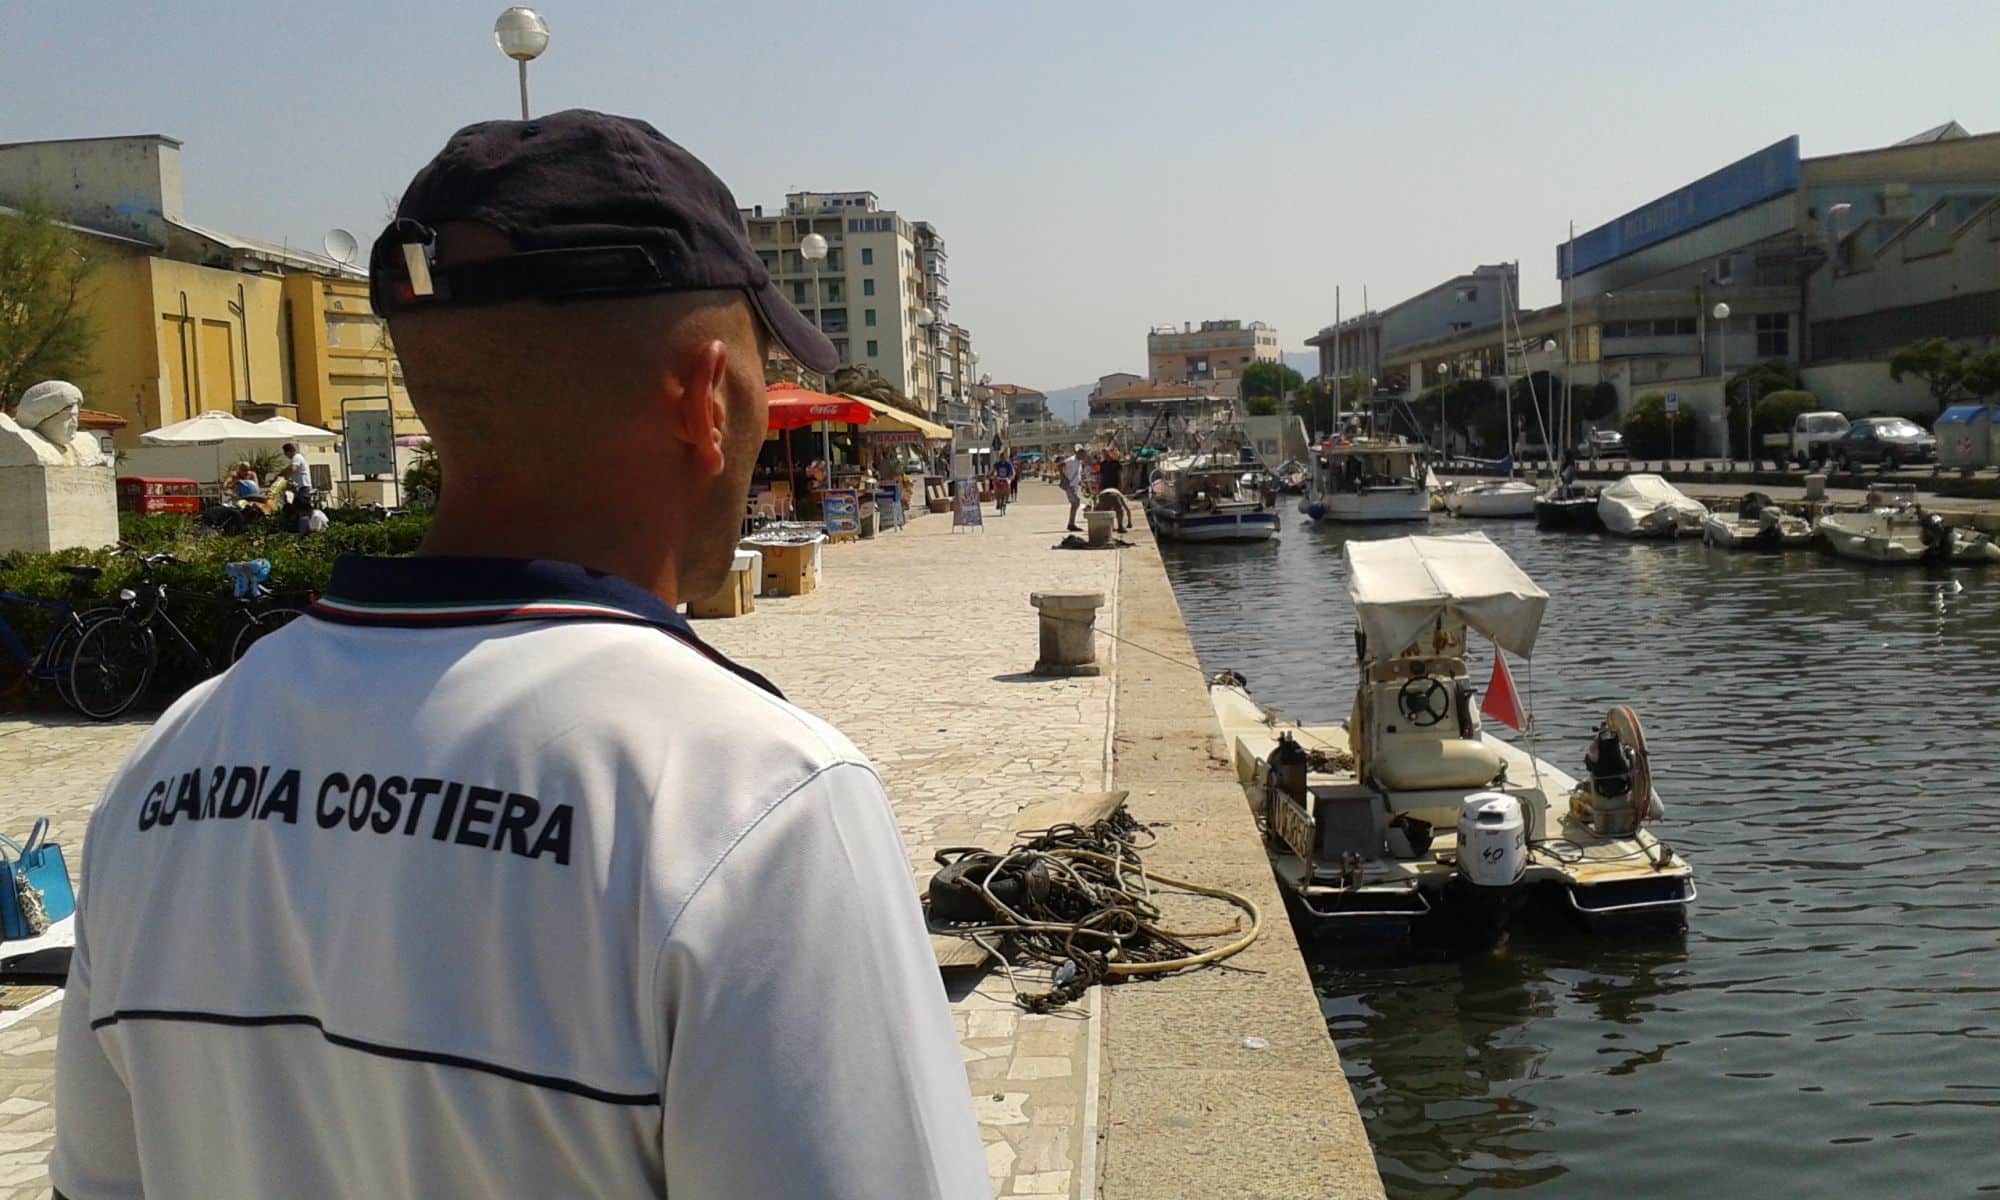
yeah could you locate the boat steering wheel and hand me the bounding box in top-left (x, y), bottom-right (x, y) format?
top-left (1397, 677), bottom-right (1451, 726)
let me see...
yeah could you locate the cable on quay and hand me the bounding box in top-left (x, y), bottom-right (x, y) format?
top-left (926, 809), bottom-right (1262, 1013)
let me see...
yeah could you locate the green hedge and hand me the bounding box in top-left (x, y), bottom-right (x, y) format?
top-left (1, 513), bottom-right (430, 699)
top-left (1623, 393), bottom-right (1700, 459)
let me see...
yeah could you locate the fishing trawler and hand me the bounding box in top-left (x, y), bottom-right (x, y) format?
top-left (1298, 439), bottom-right (1431, 523)
top-left (1144, 450), bottom-right (1280, 543)
top-left (1209, 532), bottom-right (1694, 939)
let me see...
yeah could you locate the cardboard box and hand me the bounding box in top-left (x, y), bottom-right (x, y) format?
top-left (688, 557), bottom-right (756, 619)
top-left (755, 540), bottom-right (817, 597)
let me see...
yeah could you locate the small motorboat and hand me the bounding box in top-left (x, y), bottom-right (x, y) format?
top-left (1534, 488), bottom-right (1601, 531)
top-left (1702, 491), bottom-right (1813, 549)
top-left (1444, 479), bottom-right (1538, 519)
top-left (1273, 460), bottom-right (1309, 494)
top-left (1816, 490), bottom-right (2000, 564)
top-left (1208, 532), bottom-right (1693, 940)
top-left (1598, 474), bottom-right (1707, 538)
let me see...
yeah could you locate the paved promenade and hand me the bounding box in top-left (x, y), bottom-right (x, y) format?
top-left (0, 481), bottom-right (1382, 1197)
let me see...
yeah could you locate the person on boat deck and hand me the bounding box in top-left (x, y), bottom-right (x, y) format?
top-left (1342, 454), bottom-right (1364, 493)
top-left (1560, 449), bottom-right (1579, 495)
top-left (1095, 487), bottom-right (1131, 532)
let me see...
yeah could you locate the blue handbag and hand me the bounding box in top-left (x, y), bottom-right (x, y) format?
top-left (0, 819), bottom-right (75, 940)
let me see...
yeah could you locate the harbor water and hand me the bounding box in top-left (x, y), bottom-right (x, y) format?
top-left (1159, 518), bottom-right (2000, 1199)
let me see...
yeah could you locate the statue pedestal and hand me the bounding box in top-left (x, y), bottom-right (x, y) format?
top-left (0, 462), bottom-right (118, 555)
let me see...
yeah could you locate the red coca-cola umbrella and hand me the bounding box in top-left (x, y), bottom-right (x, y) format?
top-left (765, 385), bottom-right (872, 514)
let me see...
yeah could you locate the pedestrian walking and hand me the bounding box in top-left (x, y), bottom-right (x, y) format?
top-left (1061, 444), bottom-right (1085, 531)
top-left (53, 109), bottom-right (987, 1200)
top-left (992, 451), bottom-right (1015, 513)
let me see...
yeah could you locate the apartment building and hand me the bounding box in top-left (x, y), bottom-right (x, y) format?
top-left (741, 190), bottom-right (946, 417)
top-left (1145, 319), bottom-right (1280, 398)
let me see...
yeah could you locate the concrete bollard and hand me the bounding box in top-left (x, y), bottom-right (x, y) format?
top-left (1029, 591), bottom-right (1106, 677)
top-left (1085, 510), bottom-right (1114, 547)
top-left (1803, 473), bottom-right (1827, 502)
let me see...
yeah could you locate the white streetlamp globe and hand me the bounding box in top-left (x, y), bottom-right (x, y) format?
top-left (494, 7), bottom-right (550, 60)
top-left (799, 233), bottom-right (828, 263)
top-left (1827, 202), bottom-right (1852, 220)
top-left (1542, 340), bottom-right (1557, 353)
top-left (1712, 302), bottom-right (1731, 321)
top-left (917, 306), bottom-right (936, 326)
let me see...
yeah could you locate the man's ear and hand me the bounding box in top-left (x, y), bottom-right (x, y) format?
top-left (671, 338), bottom-right (730, 476)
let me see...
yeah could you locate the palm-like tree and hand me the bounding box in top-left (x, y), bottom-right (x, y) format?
top-left (830, 364), bottom-right (916, 413)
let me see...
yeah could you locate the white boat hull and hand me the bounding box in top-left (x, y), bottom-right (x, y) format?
top-left (1816, 511), bottom-right (2000, 564)
top-left (1702, 513), bottom-right (1813, 548)
top-left (1300, 486), bottom-right (1431, 523)
top-left (1598, 475), bottom-right (1708, 538)
top-left (1445, 481), bottom-right (1538, 518)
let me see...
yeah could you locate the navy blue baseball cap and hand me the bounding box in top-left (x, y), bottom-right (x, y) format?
top-left (369, 109), bottom-right (838, 374)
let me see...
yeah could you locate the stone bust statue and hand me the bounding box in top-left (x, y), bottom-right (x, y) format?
top-left (0, 380), bottom-right (107, 468)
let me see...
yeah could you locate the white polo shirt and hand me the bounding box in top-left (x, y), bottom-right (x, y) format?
top-left (52, 556), bottom-right (987, 1199)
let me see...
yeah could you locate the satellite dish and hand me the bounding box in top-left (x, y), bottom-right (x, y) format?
top-left (323, 228), bottom-right (359, 266)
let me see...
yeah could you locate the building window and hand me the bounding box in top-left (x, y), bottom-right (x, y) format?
top-left (1755, 313), bottom-right (1789, 358)
top-left (1456, 287), bottom-right (1478, 302)
top-left (1715, 255), bottom-right (1734, 284)
top-left (833, 338), bottom-right (848, 362)
top-left (861, 248), bottom-right (874, 266)
top-left (866, 339), bottom-right (879, 357)
top-left (863, 278), bottom-right (875, 296)
top-left (757, 251), bottom-right (777, 271)
top-left (865, 309), bottom-right (877, 327)
top-left (1602, 321), bottom-right (1626, 338)
top-left (1675, 317), bottom-right (1697, 336)
top-left (792, 282), bottom-right (806, 304)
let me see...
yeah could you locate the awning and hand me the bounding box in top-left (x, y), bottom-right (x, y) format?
top-left (848, 394), bottom-right (952, 441)
top-left (1344, 533), bottom-right (1549, 660)
top-left (766, 384), bottom-right (874, 431)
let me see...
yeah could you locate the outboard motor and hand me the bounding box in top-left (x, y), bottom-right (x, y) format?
top-left (1267, 732), bottom-right (1310, 816)
top-left (1456, 791), bottom-right (1526, 905)
top-left (1585, 723), bottom-right (1633, 800)
top-left (1918, 507), bottom-right (1953, 562)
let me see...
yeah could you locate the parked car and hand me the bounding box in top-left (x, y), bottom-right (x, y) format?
top-left (1587, 429), bottom-right (1625, 457)
top-left (1829, 417), bottom-right (1937, 471)
top-left (1759, 411), bottom-right (1851, 466)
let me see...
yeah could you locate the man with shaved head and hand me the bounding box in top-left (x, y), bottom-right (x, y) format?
top-left (53, 111), bottom-right (987, 1199)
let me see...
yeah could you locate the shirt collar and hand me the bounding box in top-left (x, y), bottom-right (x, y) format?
top-left (311, 555), bottom-right (782, 698)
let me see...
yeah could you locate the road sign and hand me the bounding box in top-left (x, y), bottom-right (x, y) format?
top-left (1664, 393), bottom-right (1680, 414)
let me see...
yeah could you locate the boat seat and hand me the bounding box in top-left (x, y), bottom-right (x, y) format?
top-left (1371, 738), bottom-right (1504, 792)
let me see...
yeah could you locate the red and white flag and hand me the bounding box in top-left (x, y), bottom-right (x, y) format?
top-left (1483, 650), bottom-right (1525, 731)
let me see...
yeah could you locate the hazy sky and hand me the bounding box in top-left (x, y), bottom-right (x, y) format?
top-left (6, 0), bottom-right (1997, 391)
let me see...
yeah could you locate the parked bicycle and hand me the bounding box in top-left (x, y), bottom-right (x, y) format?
top-left (66, 553), bottom-right (311, 721)
top-left (0, 565), bottom-right (121, 713)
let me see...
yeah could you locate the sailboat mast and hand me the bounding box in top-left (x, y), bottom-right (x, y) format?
top-left (1332, 286), bottom-right (1341, 438)
top-left (1563, 221), bottom-right (1576, 458)
top-left (1500, 263), bottom-right (1514, 476)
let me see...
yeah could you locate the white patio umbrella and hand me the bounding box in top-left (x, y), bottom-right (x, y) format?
top-left (253, 416), bottom-right (339, 443)
top-left (139, 411), bottom-right (274, 444)
top-left (141, 412), bottom-right (307, 489)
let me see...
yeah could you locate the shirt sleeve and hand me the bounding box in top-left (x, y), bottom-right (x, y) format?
top-left (50, 885), bottom-right (143, 1198)
top-left (655, 762), bottom-right (988, 1200)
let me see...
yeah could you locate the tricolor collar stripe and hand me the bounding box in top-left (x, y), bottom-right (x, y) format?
top-left (310, 596), bottom-right (650, 624)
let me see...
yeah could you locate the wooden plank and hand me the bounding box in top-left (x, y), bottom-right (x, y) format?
top-left (931, 934), bottom-right (992, 971)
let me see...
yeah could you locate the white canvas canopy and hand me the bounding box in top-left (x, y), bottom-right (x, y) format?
top-left (1599, 473), bottom-right (1705, 516)
top-left (139, 411), bottom-right (275, 444)
top-left (1343, 532), bottom-right (1549, 660)
top-left (253, 416), bottom-right (338, 443)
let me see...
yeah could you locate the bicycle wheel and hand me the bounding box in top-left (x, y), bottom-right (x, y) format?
top-left (226, 605), bottom-right (307, 665)
top-left (44, 607), bottom-right (122, 711)
top-left (67, 617), bottom-right (156, 721)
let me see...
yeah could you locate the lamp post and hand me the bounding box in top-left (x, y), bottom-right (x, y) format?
top-left (1713, 301), bottom-right (1732, 469)
top-left (1542, 340), bottom-right (1558, 466)
top-left (492, 7), bottom-right (550, 120)
top-left (799, 232), bottom-right (831, 469)
top-left (1436, 361), bottom-right (1451, 462)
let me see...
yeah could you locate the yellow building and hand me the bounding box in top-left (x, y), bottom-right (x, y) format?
top-left (0, 134), bottom-right (415, 452)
